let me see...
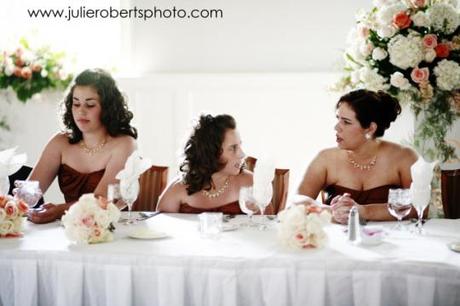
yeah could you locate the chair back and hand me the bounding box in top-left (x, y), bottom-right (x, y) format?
top-left (133, 165), bottom-right (168, 211)
top-left (441, 168), bottom-right (460, 219)
top-left (245, 156), bottom-right (289, 214)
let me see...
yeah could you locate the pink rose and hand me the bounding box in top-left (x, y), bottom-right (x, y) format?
top-left (410, 67), bottom-right (430, 83)
top-left (82, 215), bottom-right (95, 227)
top-left (393, 11), bottom-right (412, 29)
top-left (31, 63), bottom-right (42, 72)
top-left (93, 228), bottom-right (101, 237)
top-left (20, 67), bottom-right (32, 80)
top-left (5, 202), bottom-right (18, 218)
top-left (17, 200), bottom-right (29, 214)
top-left (423, 34), bottom-right (438, 49)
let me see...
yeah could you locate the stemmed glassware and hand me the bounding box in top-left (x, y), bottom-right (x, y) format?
top-left (387, 188), bottom-right (412, 230)
top-left (238, 185), bottom-right (273, 230)
top-left (119, 180), bottom-right (140, 225)
top-left (239, 187), bottom-right (259, 227)
top-left (410, 186), bottom-right (431, 234)
top-left (13, 180), bottom-right (42, 207)
top-left (108, 182), bottom-right (138, 225)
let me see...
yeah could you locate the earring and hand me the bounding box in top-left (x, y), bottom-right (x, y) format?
top-left (365, 133), bottom-right (371, 140)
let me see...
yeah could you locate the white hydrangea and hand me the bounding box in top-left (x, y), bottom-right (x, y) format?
top-left (412, 11), bottom-right (431, 28)
top-left (427, 3), bottom-right (460, 34)
top-left (431, 0), bottom-right (458, 7)
top-left (390, 72), bottom-right (412, 90)
top-left (372, 47), bottom-right (388, 60)
top-left (434, 59), bottom-right (460, 90)
top-left (388, 34), bottom-right (424, 69)
top-left (359, 66), bottom-right (391, 91)
top-left (376, 3), bottom-right (408, 26)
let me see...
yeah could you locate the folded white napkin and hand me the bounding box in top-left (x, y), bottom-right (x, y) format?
top-left (0, 147), bottom-right (27, 195)
top-left (252, 158), bottom-right (275, 205)
top-left (410, 157), bottom-right (436, 189)
top-left (115, 150), bottom-right (152, 202)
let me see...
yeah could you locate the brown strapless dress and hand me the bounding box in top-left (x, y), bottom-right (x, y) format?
top-left (324, 184), bottom-right (401, 205)
top-left (58, 164), bottom-right (105, 203)
top-left (179, 201), bottom-right (243, 214)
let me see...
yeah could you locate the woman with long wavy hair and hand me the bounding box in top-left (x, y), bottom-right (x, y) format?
top-left (157, 114), bottom-right (252, 213)
top-left (28, 68), bottom-right (137, 223)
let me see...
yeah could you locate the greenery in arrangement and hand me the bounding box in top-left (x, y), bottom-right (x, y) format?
top-left (0, 38), bottom-right (72, 103)
top-left (335, 0), bottom-right (460, 162)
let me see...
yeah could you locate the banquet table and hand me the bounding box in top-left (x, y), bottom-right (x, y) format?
top-left (0, 213), bottom-right (459, 306)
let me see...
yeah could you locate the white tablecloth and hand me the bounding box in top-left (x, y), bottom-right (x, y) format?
top-left (0, 214), bottom-right (459, 306)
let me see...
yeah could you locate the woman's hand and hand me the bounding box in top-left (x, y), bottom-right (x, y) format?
top-left (28, 203), bottom-right (67, 224)
top-left (331, 193), bottom-right (357, 224)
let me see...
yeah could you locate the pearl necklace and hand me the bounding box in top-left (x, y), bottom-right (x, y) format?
top-left (347, 151), bottom-right (377, 171)
top-left (80, 138), bottom-right (107, 155)
top-left (202, 177), bottom-right (230, 198)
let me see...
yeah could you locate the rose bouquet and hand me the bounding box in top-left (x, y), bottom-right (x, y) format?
top-left (277, 205), bottom-right (331, 249)
top-left (335, 0), bottom-right (460, 162)
top-left (61, 194), bottom-right (121, 244)
top-left (0, 194), bottom-right (29, 238)
top-left (0, 37), bottom-right (72, 102)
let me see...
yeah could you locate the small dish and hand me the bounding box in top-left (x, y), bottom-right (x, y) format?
top-left (360, 225), bottom-right (385, 246)
top-left (447, 242), bottom-right (460, 253)
top-left (128, 228), bottom-right (168, 240)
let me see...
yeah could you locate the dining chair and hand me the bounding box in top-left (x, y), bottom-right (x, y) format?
top-left (441, 168), bottom-right (460, 219)
top-left (132, 165), bottom-right (168, 211)
top-left (244, 156), bottom-right (290, 214)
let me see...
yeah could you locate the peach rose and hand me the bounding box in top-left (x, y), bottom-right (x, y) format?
top-left (81, 215), bottom-right (95, 227)
top-left (435, 43), bottom-right (450, 58)
top-left (31, 63), bottom-right (42, 72)
top-left (14, 57), bottom-right (24, 67)
top-left (13, 67), bottom-right (22, 77)
top-left (5, 202), bottom-right (18, 218)
top-left (21, 67), bottom-right (32, 79)
top-left (0, 195), bottom-right (7, 208)
top-left (411, 0), bottom-right (426, 8)
top-left (393, 11), bottom-right (412, 29)
top-left (423, 34), bottom-right (438, 49)
top-left (17, 200), bottom-right (29, 214)
top-left (411, 67), bottom-right (430, 83)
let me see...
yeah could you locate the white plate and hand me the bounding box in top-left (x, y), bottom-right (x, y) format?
top-left (128, 228), bottom-right (168, 240)
top-left (448, 242), bottom-right (460, 253)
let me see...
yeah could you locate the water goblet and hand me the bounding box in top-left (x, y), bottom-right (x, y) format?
top-left (13, 180), bottom-right (43, 207)
top-left (239, 187), bottom-right (259, 227)
top-left (107, 183), bottom-right (127, 210)
top-left (253, 184), bottom-right (273, 230)
top-left (387, 188), bottom-right (412, 230)
top-left (120, 180), bottom-right (140, 225)
top-left (411, 187), bottom-right (431, 234)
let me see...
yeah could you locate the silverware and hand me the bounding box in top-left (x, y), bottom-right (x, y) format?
top-left (138, 211), bottom-right (161, 221)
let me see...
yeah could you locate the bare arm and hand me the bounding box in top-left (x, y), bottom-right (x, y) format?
top-left (29, 133), bottom-right (64, 194)
top-left (156, 177), bottom-right (186, 212)
top-left (297, 151), bottom-right (328, 201)
top-left (92, 136), bottom-right (137, 199)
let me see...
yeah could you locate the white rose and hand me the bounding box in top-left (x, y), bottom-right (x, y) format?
top-left (376, 25), bottom-right (397, 38)
top-left (4, 64), bottom-right (14, 76)
top-left (40, 69), bottom-right (48, 78)
top-left (390, 72), bottom-right (412, 90)
top-left (0, 220), bottom-right (14, 236)
top-left (424, 48), bottom-right (437, 63)
top-left (359, 42), bottom-right (374, 57)
top-left (412, 11), bottom-right (431, 28)
top-left (372, 47), bottom-right (388, 61)
top-left (359, 66), bottom-right (390, 91)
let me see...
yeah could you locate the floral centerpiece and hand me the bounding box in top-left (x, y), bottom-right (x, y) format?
top-left (335, 0), bottom-right (460, 162)
top-left (61, 194), bottom-right (121, 244)
top-left (0, 194), bottom-right (29, 238)
top-left (277, 205), bottom-right (331, 249)
top-left (0, 38), bottom-right (72, 102)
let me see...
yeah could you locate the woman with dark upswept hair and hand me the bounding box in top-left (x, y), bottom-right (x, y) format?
top-left (28, 68), bottom-right (137, 224)
top-left (297, 89), bottom-right (418, 223)
top-left (157, 114), bottom-right (253, 213)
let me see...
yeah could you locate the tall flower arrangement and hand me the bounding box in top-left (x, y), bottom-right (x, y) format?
top-left (0, 38), bottom-right (72, 103)
top-left (335, 0), bottom-right (460, 162)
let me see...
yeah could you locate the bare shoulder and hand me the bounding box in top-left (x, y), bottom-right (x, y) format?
top-left (314, 147), bottom-right (341, 165)
top-left (110, 135), bottom-right (137, 150)
top-left (382, 141), bottom-right (417, 163)
top-left (46, 132), bottom-right (71, 150)
top-left (234, 169), bottom-right (253, 187)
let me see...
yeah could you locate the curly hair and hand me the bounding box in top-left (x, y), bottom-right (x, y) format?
top-left (180, 114), bottom-right (237, 195)
top-left (61, 68), bottom-right (137, 143)
top-left (337, 89), bottom-right (401, 137)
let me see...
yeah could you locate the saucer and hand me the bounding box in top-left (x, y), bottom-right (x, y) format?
top-left (128, 228), bottom-right (168, 240)
top-left (447, 242), bottom-right (460, 253)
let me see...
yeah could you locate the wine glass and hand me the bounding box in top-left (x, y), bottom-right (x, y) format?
top-left (239, 187), bottom-right (260, 227)
top-left (411, 186), bottom-right (431, 234)
top-left (119, 180), bottom-right (140, 225)
top-left (253, 183), bottom-right (273, 229)
top-left (107, 183), bottom-right (128, 210)
top-left (387, 188), bottom-right (412, 230)
top-left (13, 180), bottom-right (43, 207)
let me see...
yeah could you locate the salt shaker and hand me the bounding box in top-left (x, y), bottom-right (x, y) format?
top-left (348, 206), bottom-right (360, 242)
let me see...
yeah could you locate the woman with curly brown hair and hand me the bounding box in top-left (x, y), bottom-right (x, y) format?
top-left (157, 114), bottom-right (252, 213)
top-left (28, 68), bottom-right (137, 223)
